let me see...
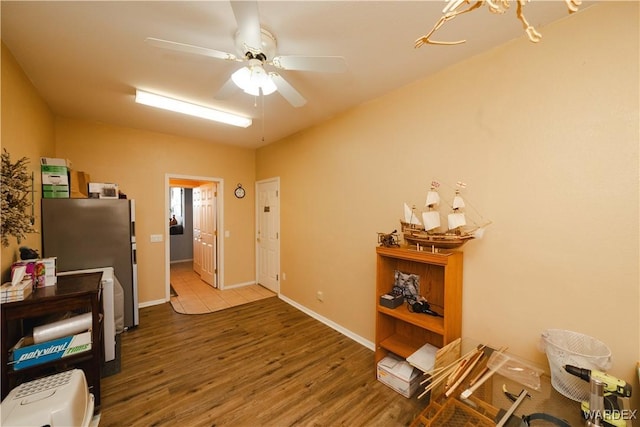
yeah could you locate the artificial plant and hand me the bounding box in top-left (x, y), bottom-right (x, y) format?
top-left (1, 148), bottom-right (34, 247)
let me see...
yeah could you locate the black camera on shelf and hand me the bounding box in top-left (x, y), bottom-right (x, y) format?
top-left (407, 298), bottom-right (442, 317)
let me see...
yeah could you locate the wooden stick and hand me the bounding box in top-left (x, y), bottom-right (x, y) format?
top-left (447, 345), bottom-right (486, 387)
top-left (420, 348), bottom-right (477, 382)
top-left (468, 346), bottom-right (507, 387)
top-left (445, 358), bottom-right (468, 389)
top-left (417, 346), bottom-right (481, 399)
top-left (420, 364), bottom-right (456, 386)
top-left (418, 363), bottom-right (459, 397)
top-left (444, 347), bottom-right (485, 398)
top-left (460, 353), bottom-right (510, 399)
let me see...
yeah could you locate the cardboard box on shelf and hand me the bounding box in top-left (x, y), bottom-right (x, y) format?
top-left (10, 331), bottom-right (92, 370)
top-left (41, 159), bottom-right (70, 199)
top-left (377, 354), bottom-right (421, 398)
top-left (70, 171), bottom-right (91, 198)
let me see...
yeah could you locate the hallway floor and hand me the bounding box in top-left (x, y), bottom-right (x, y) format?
top-left (169, 261), bottom-right (276, 314)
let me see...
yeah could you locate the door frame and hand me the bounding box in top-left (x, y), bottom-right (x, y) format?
top-left (255, 177), bottom-right (280, 294)
top-left (164, 173), bottom-right (225, 302)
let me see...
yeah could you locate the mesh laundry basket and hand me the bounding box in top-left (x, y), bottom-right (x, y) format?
top-left (540, 329), bottom-right (612, 402)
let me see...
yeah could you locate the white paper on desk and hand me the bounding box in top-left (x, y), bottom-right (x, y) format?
top-left (407, 342), bottom-right (439, 372)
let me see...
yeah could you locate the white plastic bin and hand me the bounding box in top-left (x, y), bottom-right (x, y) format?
top-left (540, 329), bottom-right (612, 402)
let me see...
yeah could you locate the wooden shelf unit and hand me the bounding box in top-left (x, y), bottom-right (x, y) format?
top-left (375, 246), bottom-right (463, 365)
top-left (1, 272), bottom-right (103, 413)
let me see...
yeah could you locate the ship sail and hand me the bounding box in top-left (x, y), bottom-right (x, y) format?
top-left (404, 203), bottom-right (422, 226)
top-left (452, 194), bottom-right (465, 209)
top-left (448, 212), bottom-right (466, 230)
top-left (425, 190), bottom-right (440, 207)
top-left (448, 188), bottom-right (466, 229)
top-left (422, 211), bottom-right (441, 231)
top-left (473, 226), bottom-right (486, 239)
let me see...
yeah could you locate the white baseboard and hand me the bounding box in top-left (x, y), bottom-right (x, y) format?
top-left (139, 298), bottom-right (166, 308)
top-left (278, 294), bottom-right (374, 351)
top-left (170, 259), bottom-right (193, 264)
top-left (223, 280), bottom-right (256, 289)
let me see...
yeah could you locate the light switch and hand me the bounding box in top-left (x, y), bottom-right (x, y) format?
top-left (150, 234), bottom-right (163, 243)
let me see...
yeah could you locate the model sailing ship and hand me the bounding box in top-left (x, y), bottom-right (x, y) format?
top-left (401, 181), bottom-right (490, 250)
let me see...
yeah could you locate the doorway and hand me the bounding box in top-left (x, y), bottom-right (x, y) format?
top-left (256, 178), bottom-right (280, 294)
top-left (165, 174), bottom-right (224, 302)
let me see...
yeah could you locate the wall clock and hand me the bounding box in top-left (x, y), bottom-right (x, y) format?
top-left (234, 184), bottom-right (245, 199)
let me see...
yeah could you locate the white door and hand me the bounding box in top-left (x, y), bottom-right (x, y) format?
top-left (192, 186), bottom-right (202, 276)
top-left (256, 179), bottom-right (280, 293)
top-left (199, 183), bottom-right (217, 287)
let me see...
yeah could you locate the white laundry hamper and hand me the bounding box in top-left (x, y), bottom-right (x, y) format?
top-left (540, 329), bottom-right (612, 402)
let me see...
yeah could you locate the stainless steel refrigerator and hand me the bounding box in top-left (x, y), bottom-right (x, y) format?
top-left (41, 198), bottom-right (139, 329)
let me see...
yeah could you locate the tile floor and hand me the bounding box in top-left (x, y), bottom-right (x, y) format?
top-left (169, 261), bottom-right (276, 314)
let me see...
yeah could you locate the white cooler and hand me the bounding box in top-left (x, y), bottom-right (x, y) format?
top-left (1, 369), bottom-right (94, 426)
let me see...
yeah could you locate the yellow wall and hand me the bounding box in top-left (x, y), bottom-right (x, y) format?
top-left (53, 118), bottom-right (256, 303)
top-left (257, 2), bottom-right (639, 389)
top-left (1, 42), bottom-right (55, 277)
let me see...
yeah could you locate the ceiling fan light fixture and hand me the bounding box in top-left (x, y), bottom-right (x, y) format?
top-left (231, 62), bottom-right (277, 96)
top-left (135, 89), bottom-right (252, 128)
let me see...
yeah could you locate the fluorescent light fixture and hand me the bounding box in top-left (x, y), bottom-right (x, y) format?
top-left (135, 89), bottom-right (252, 128)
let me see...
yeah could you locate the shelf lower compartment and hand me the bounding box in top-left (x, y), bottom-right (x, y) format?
top-left (377, 304), bottom-right (445, 335)
top-left (379, 335), bottom-right (424, 359)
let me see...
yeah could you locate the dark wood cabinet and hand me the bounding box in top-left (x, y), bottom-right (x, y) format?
top-left (1, 272), bottom-right (103, 412)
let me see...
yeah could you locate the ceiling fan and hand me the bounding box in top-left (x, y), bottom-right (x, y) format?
top-left (146, 1), bottom-right (347, 108)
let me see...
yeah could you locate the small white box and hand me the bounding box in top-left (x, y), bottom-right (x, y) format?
top-left (88, 182), bottom-right (119, 199)
top-left (377, 354), bottom-right (421, 398)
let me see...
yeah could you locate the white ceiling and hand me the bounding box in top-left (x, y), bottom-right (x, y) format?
top-left (1, 1), bottom-right (591, 148)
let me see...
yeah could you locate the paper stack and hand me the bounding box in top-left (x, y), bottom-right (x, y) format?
top-left (1, 280), bottom-right (33, 303)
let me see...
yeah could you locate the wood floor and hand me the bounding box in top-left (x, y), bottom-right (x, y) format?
top-left (100, 298), bottom-right (427, 426)
top-left (170, 261), bottom-right (276, 314)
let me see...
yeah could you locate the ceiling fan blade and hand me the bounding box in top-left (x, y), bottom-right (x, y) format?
top-left (146, 37), bottom-right (239, 62)
top-left (214, 77), bottom-right (240, 100)
top-left (230, 1), bottom-right (263, 54)
top-left (271, 56), bottom-right (347, 73)
top-left (269, 73), bottom-right (307, 108)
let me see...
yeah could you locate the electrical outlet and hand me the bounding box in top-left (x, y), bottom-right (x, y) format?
top-left (282, 272), bottom-right (286, 281)
top-left (150, 234), bottom-right (163, 243)
top-left (316, 291), bottom-right (324, 302)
